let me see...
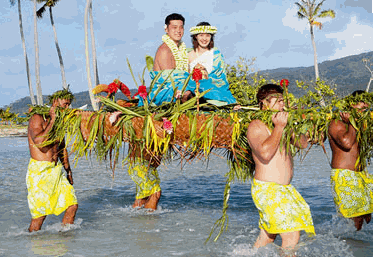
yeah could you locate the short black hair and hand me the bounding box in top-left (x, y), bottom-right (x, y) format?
top-left (351, 90), bottom-right (366, 97)
top-left (165, 13), bottom-right (185, 25)
top-left (256, 84), bottom-right (284, 109)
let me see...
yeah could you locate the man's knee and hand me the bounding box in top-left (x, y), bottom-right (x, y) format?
top-left (68, 204), bottom-right (78, 213)
top-left (280, 231), bottom-right (300, 249)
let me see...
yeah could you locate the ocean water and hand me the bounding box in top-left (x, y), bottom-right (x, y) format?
top-left (0, 137), bottom-right (372, 257)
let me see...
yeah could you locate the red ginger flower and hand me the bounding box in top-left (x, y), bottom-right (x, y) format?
top-left (114, 79), bottom-right (132, 99)
top-left (133, 85), bottom-right (147, 99)
top-left (280, 79), bottom-right (289, 88)
top-left (192, 68), bottom-right (203, 83)
top-left (162, 118), bottom-right (173, 134)
top-left (108, 82), bottom-right (119, 95)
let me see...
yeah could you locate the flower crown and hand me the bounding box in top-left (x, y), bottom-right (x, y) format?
top-left (190, 25), bottom-right (217, 35)
top-left (48, 86), bottom-right (74, 105)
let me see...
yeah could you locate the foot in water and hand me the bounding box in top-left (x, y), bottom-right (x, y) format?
top-left (144, 191), bottom-right (161, 210)
top-left (132, 197), bottom-right (148, 208)
top-left (352, 213), bottom-right (371, 231)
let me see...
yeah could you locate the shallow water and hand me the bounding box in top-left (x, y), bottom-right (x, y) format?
top-left (0, 137), bottom-right (372, 256)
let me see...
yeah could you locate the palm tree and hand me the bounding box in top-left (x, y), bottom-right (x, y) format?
top-left (362, 58), bottom-right (373, 92)
top-left (295, 0), bottom-right (335, 80)
top-left (33, 0), bottom-right (43, 105)
top-left (36, 0), bottom-right (67, 89)
top-left (89, 1), bottom-right (100, 86)
top-left (10, 0), bottom-right (36, 105)
top-left (85, 0), bottom-right (98, 110)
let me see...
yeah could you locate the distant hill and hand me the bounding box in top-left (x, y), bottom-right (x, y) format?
top-left (257, 51), bottom-right (373, 97)
top-left (7, 89), bottom-right (139, 115)
top-left (5, 51), bottom-right (373, 114)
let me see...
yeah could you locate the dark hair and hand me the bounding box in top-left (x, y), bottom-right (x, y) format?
top-left (351, 90), bottom-right (366, 97)
top-left (48, 87), bottom-right (74, 105)
top-left (191, 22), bottom-right (215, 50)
top-left (256, 84), bottom-right (284, 109)
top-left (165, 13), bottom-right (185, 26)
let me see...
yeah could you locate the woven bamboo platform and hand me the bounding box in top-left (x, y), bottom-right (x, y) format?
top-left (78, 111), bottom-right (235, 149)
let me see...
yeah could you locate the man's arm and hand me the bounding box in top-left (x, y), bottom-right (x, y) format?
top-left (28, 110), bottom-right (56, 152)
top-left (153, 44), bottom-right (175, 71)
top-left (291, 133), bottom-right (309, 149)
top-left (328, 113), bottom-right (357, 151)
top-left (247, 112), bottom-right (288, 164)
top-left (58, 141), bottom-right (73, 185)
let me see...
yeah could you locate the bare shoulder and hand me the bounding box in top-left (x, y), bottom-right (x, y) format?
top-left (28, 114), bottom-right (44, 128)
top-left (328, 119), bottom-right (344, 136)
top-left (247, 120), bottom-right (268, 139)
top-left (154, 43), bottom-right (174, 71)
top-left (155, 43), bottom-right (172, 58)
top-left (247, 119), bottom-right (266, 133)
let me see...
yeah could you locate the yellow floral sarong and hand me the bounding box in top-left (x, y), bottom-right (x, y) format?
top-left (330, 169), bottom-right (373, 218)
top-left (251, 179), bottom-right (315, 236)
top-left (26, 158), bottom-right (78, 219)
top-left (128, 163), bottom-right (161, 199)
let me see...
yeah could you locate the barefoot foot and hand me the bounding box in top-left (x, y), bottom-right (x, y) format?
top-left (133, 198), bottom-right (148, 208)
top-left (144, 191), bottom-right (161, 210)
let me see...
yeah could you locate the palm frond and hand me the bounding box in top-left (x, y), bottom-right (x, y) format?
top-left (36, 4), bottom-right (47, 18)
top-left (313, 0), bottom-right (326, 16)
top-left (318, 9), bottom-right (336, 19)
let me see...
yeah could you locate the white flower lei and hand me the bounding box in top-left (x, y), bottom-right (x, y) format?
top-left (162, 34), bottom-right (188, 72)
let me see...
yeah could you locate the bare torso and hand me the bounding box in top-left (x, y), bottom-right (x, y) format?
top-left (249, 121), bottom-right (294, 185)
top-left (28, 114), bottom-right (60, 164)
top-left (153, 43), bottom-right (176, 71)
top-left (252, 146), bottom-right (294, 185)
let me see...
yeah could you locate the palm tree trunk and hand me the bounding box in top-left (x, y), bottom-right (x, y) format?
top-left (18, 0), bottom-right (36, 105)
top-left (366, 78), bottom-right (373, 92)
top-left (89, 1), bottom-right (99, 86)
top-left (310, 25), bottom-right (319, 80)
top-left (310, 24), bottom-right (325, 106)
top-left (34, 0), bottom-right (43, 105)
top-left (85, 0), bottom-right (98, 111)
top-left (49, 6), bottom-right (67, 89)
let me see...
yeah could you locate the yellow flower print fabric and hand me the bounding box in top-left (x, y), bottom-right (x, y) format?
top-left (128, 163), bottom-right (161, 199)
top-left (330, 169), bottom-right (373, 218)
top-left (251, 179), bottom-right (315, 236)
top-left (26, 158), bottom-right (78, 219)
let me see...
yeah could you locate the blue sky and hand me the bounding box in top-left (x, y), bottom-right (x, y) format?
top-left (1, 0), bottom-right (372, 107)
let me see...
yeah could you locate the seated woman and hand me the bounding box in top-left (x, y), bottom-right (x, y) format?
top-left (187, 22), bottom-right (237, 105)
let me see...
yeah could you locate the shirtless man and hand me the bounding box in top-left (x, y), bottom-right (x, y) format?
top-left (328, 90), bottom-right (372, 230)
top-left (153, 13), bottom-right (186, 71)
top-left (143, 13), bottom-right (193, 106)
top-left (247, 84), bottom-right (315, 251)
top-left (27, 89), bottom-right (78, 232)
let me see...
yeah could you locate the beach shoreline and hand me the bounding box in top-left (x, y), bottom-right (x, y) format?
top-left (0, 126), bottom-right (27, 137)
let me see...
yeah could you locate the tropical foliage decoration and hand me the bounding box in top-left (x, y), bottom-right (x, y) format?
top-left (30, 66), bottom-right (373, 243)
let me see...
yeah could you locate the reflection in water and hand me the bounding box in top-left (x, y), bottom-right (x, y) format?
top-left (31, 234), bottom-right (72, 256)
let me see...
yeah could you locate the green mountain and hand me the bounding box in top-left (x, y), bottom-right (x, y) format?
top-left (5, 51), bottom-right (373, 114)
top-left (258, 51), bottom-right (373, 97)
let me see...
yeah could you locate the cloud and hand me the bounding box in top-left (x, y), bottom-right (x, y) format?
top-left (343, 0), bottom-right (372, 13)
top-left (282, 5), bottom-right (308, 34)
top-left (325, 16), bottom-right (373, 59)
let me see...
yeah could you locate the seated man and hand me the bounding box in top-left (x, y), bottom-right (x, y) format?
top-left (128, 13), bottom-right (190, 210)
top-left (328, 90), bottom-right (373, 230)
top-left (139, 13), bottom-right (191, 106)
top-left (247, 84), bottom-right (315, 251)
